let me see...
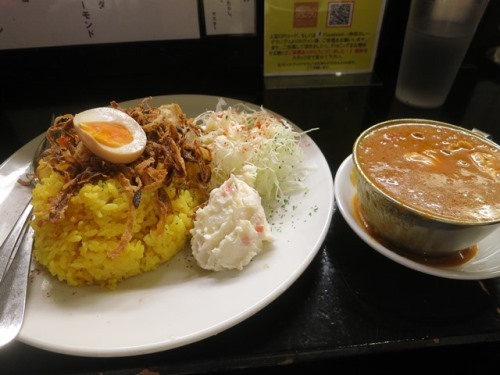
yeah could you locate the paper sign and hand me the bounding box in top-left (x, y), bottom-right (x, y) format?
top-left (0, 0), bottom-right (200, 50)
top-left (264, 0), bottom-right (386, 76)
top-left (203, 0), bottom-right (256, 35)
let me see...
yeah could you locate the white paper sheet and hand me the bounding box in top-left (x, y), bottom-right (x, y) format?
top-left (203, 0), bottom-right (256, 36)
top-left (0, 0), bottom-right (200, 50)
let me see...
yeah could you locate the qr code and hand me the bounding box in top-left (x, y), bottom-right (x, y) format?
top-left (327, 2), bottom-right (354, 27)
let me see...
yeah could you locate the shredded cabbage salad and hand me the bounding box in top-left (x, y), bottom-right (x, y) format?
top-left (194, 99), bottom-right (312, 210)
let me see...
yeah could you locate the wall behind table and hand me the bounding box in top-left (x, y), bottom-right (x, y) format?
top-left (1, 0), bottom-right (499, 160)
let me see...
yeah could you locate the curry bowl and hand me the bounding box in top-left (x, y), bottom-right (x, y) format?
top-left (352, 119), bottom-right (500, 258)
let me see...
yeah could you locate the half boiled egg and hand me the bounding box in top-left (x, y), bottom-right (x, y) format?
top-left (73, 107), bottom-right (147, 164)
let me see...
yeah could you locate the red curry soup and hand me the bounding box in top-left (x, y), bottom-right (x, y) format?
top-left (355, 122), bottom-right (500, 223)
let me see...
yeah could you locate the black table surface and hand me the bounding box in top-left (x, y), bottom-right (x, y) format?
top-left (1, 43), bottom-right (500, 374)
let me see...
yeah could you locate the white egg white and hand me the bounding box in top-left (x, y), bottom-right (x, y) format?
top-left (73, 107), bottom-right (147, 164)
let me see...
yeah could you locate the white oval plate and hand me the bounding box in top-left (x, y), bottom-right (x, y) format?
top-left (0, 95), bottom-right (334, 357)
top-left (334, 154), bottom-right (500, 280)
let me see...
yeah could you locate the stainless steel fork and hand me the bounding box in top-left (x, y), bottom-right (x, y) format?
top-left (0, 132), bottom-right (50, 348)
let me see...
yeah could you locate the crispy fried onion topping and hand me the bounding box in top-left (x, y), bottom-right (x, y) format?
top-left (37, 99), bottom-right (212, 258)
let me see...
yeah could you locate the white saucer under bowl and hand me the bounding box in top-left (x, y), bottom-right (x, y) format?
top-left (334, 154), bottom-right (500, 280)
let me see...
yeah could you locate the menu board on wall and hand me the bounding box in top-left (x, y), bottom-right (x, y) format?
top-left (0, 0), bottom-right (200, 50)
top-left (264, 0), bottom-right (386, 77)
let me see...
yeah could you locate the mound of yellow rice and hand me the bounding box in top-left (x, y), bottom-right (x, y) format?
top-left (32, 164), bottom-right (200, 288)
top-left (28, 101), bottom-right (212, 288)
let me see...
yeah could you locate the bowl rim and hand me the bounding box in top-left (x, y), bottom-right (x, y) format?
top-left (352, 118), bottom-right (500, 226)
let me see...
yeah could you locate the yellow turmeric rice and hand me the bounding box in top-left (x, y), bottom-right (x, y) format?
top-left (32, 167), bottom-right (199, 288)
top-left (30, 101), bottom-right (211, 288)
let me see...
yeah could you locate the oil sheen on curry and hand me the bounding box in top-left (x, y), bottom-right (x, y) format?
top-left (356, 123), bottom-right (500, 223)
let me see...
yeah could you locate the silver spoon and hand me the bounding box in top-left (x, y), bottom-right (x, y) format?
top-left (0, 132), bottom-right (50, 348)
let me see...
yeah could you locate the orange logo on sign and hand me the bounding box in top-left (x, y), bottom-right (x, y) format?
top-left (293, 2), bottom-right (319, 28)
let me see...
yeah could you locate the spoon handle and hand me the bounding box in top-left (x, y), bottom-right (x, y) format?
top-left (0, 213), bottom-right (34, 348)
top-left (0, 201), bottom-right (33, 283)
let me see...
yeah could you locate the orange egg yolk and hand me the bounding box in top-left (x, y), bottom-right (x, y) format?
top-left (80, 121), bottom-right (133, 147)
